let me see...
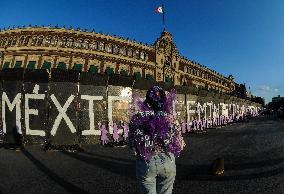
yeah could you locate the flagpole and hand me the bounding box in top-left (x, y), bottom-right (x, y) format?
top-left (162, 4), bottom-right (165, 31)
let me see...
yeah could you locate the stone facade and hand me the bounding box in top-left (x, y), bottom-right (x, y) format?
top-left (0, 27), bottom-right (235, 93)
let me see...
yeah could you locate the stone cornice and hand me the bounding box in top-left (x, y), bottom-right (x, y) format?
top-left (180, 58), bottom-right (231, 82)
top-left (2, 47), bottom-right (155, 68)
top-left (179, 71), bottom-right (230, 90)
top-left (0, 27), bottom-right (153, 51)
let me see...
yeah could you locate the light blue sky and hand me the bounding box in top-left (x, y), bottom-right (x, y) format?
top-left (1, 0), bottom-right (283, 103)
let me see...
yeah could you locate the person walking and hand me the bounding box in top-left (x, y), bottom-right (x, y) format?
top-left (129, 86), bottom-right (185, 194)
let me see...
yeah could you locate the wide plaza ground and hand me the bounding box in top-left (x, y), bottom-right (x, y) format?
top-left (1, 116), bottom-right (284, 194)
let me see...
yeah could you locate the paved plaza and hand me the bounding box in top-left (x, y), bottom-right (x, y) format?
top-left (1, 117), bottom-right (284, 194)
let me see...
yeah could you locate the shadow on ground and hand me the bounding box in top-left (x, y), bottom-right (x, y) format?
top-left (22, 149), bottom-right (89, 194)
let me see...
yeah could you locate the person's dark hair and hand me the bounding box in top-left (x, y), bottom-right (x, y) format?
top-left (145, 86), bottom-right (166, 111)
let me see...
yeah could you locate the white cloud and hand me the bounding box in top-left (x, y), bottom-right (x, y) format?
top-left (256, 85), bottom-right (279, 93)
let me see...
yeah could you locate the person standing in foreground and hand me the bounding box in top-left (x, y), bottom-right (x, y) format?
top-left (128, 86), bottom-right (186, 194)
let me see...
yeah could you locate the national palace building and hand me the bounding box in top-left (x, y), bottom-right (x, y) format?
top-left (0, 26), bottom-right (238, 94)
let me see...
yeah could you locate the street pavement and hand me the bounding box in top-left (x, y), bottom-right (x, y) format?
top-left (1, 116), bottom-right (284, 194)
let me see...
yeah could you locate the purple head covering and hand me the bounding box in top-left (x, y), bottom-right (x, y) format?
top-left (129, 86), bottom-right (182, 162)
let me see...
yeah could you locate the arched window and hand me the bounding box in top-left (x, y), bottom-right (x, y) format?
top-left (3, 38), bottom-right (8, 46)
top-left (14, 61), bottom-right (22, 68)
top-left (165, 76), bottom-right (173, 83)
top-left (127, 48), bottom-right (133, 57)
top-left (44, 36), bottom-right (52, 46)
top-left (31, 36), bottom-right (38, 46)
top-left (23, 36), bottom-right (31, 46)
top-left (19, 36), bottom-right (25, 45)
top-left (37, 36), bottom-right (43, 46)
top-left (41, 61), bottom-right (52, 69)
top-left (146, 74), bottom-right (153, 80)
top-left (120, 69), bottom-right (128, 76)
top-left (73, 63), bottom-right (83, 72)
top-left (2, 61), bottom-right (10, 69)
top-left (59, 37), bottom-right (68, 47)
top-left (113, 45), bottom-right (119, 54)
top-left (50, 36), bottom-right (58, 46)
top-left (57, 62), bottom-right (67, 69)
top-left (119, 47), bottom-right (126, 56)
top-left (82, 40), bottom-right (89, 49)
top-left (134, 50), bottom-right (140, 59)
top-left (106, 44), bottom-right (113, 53)
top-left (140, 51), bottom-right (145, 60)
top-left (27, 61), bottom-right (36, 69)
top-left (133, 72), bottom-right (142, 80)
top-left (144, 53), bottom-right (148, 61)
top-left (98, 42), bottom-right (105, 51)
top-left (6, 38), bottom-right (12, 47)
top-left (89, 41), bottom-right (98, 50)
top-left (182, 77), bottom-right (187, 86)
top-left (11, 37), bottom-right (17, 46)
top-left (89, 65), bottom-right (99, 73)
top-left (66, 38), bottom-right (74, 48)
top-left (105, 66), bottom-right (114, 76)
top-left (74, 39), bottom-right (82, 48)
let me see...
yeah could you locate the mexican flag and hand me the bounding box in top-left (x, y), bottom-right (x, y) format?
top-left (155, 6), bottom-right (163, 14)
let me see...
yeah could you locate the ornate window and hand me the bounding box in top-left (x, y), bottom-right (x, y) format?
top-left (73, 63), bottom-right (83, 72)
top-left (57, 62), bottom-right (67, 69)
top-left (50, 36), bottom-right (58, 46)
top-left (2, 61), bottom-right (10, 69)
top-left (140, 51), bottom-right (145, 60)
top-left (3, 38), bottom-right (7, 46)
top-left (59, 37), bottom-right (67, 47)
top-left (98, 42), bottom-right (105, 51)
top-left (127, 48), bottom-right (133, 57)
top-left (14, 61), bottom-right (22, 68)
top-left (27, 61), bottom-right (36, 69)
top-left (82, 40), bottom-right (89, 49)
top-left (105, 66), bottom-right (114, 76)
top-left (19, 36), bottom-right (25, 45)
top-left (89, 65), bottom-right (99, 73)
top-left (74, 39), bottom-right (82, 48)
top-left (6, 38), bottom-right (12, 47)
top-left (165, 76), bottom-right (173, 83)
top-left (11, 37), bottom-right (17, 46)
top-left (113, 45), bottom-right (119, 54)
top-left (146, 74), bottom-right (153, 80)
top-left (44, 36), bottom-right (52, 46)
top-left (134, 50), bottom-right (140, 59)
top-left (31, 36), bottom-right (37, 46)
top-left (89, 41), bottom-right (98, 50)
top-left (41, 61), bottom-right (52, 69)
top-left (37, 36), bottom-right (43, 46)
top-left (133, 72), bottom-right (142, 80)
top-left (145, 53), bottom-right (148, 61)
top-left (119, 47), bottom-right (126, 56)
top-left (120, 69), bottom-right (128, 76)
top-left (106, 44), bottom-right (113, 53)
top-left (23, 36), bottom-right (30, 46)
top-left (66, 38), bottom-right (74, 48)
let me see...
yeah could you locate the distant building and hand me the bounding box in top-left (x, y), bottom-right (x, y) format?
top-left (1, 27), bottom-right (239, 93)
top-left (272, 95), bottom-right (284, 102)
